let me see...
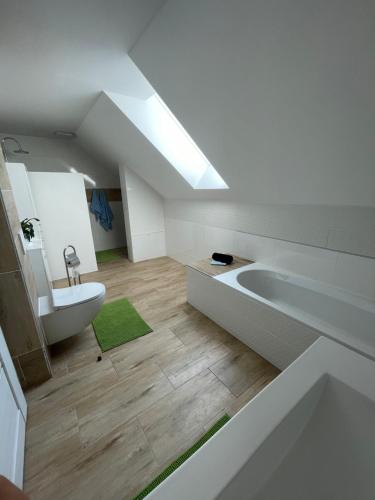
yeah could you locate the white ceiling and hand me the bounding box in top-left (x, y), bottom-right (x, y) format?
top-left (131, 0), bottom-right (375, 206)
top-left (3, 0), bottom-right (375, 206)
top-left (78, 92), bottom-right (198, 198)
top-left (0, 0), bottom-right (166, 136)
top-left (78, 91), bottom-right (236, 199)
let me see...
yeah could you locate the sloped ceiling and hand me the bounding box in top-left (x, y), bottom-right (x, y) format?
top-left (2, 0), bottom-right (375, 205)
top-left (0, 0), bottom-right (166, 136)
top-left (129, 0), bottom-right (375, 206)
top-left (78, 92), bottom-right (229, 199)
top-left (78, 92), bottom-right (186, 197)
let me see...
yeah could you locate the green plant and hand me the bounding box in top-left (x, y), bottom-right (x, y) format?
top-left (21, 218), bottom-right (40, 242)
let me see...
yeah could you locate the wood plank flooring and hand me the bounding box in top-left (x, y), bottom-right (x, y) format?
top-left (24, 257), bottom-right (280, 499)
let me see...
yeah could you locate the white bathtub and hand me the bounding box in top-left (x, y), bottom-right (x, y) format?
top-left (148, 338), bottom-right (375, 500)
top-left (216, 264), bottom-right (375, 362)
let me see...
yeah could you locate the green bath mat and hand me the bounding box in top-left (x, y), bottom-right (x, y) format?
top-left (133, 414), bottom-right (231, 500)
top-left (93, 298), bottom-right (152, 352)
top-left (95, 247), bottom-right (126, 264)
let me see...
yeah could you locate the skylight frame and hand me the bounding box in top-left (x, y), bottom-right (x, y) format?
top-left (147, 93), bottom-right (228, 190)
top-left (107, 90), bottom-right (229, 190)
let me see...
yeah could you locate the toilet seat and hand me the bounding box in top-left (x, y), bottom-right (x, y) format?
top-left (52, 282), bottom-right (106, 310)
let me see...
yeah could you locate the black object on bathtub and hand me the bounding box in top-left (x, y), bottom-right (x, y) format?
top-left (212, 253), bottom-right (234, 265)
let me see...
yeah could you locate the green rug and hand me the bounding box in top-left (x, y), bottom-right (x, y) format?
top-left (95, 247), bottom-right (126, 264)
top-left (93, 298), bottom-right (152, 352)
top-left (133, 414), bottom-right (231, 500)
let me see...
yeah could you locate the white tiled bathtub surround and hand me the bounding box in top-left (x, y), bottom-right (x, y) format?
top-left (215, 264), bottom-right (375, 363)
top-left (187, 267), bottom-right (320, 369)
top-left (165, 201), bottom-right (375, 258)
top-left (165, 201), bottom-right (375, 301)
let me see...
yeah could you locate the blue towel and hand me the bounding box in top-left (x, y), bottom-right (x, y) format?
top-left (90, 189), bottom-right (113, 231)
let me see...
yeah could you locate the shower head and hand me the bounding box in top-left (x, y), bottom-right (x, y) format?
top-left (0, 136), bottom-right (29, 160)
top-left (13, 148), bottom-right (29, 155)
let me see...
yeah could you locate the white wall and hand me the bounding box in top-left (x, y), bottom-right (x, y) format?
top-left (119, 165), bottom-right (166, 262)
top-left (29, 172), bottom-right (97, 280)
top-left (131, 0), bottom-right (375, 207)
top-left (164, 201), bottom-right (375, 301)
top-left (1, 132), bottom-right (119, 187)
top-left (129, 0), bottom-right (375, 267)
top-left (5, 162), bottom-right (39, 224)
top-left (165, 200), bottom-right (375, 259)
top-left (89, 201), bottom-right (126, 252)
top-left (2, 133), bottom-right (128, 252)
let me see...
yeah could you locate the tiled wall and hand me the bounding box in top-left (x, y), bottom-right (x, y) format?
top-left (0, 152), bottom-right (51, 388)
top-left (165, 201), bottom-right (375, 301)
top-left (165, 201), bottom-right (375, 259)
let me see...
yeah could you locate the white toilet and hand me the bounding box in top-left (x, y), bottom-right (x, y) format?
top-left (40, 282), bottom-right (106, 345)
top-left (26, 239), bottom-right (106, 345)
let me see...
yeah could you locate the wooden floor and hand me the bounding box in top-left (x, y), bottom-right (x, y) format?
top-left (24, 257), bottom-right (280, 500)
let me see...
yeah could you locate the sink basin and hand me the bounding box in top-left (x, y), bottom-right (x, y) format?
top-left (148, 338), bottom-right (375, 500)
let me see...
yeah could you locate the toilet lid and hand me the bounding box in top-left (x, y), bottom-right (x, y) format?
top-left (52, 282), bottom-right (105, 309)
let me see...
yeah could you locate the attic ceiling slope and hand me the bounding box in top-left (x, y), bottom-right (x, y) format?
top-left (78, 91), bottom-right (233, 199)
top-left (0, 0), bottom-right (167, 136)
top-left (130, 0), bottom-right (375, 206)
top-left (107, 91), bottom-right (228, 190)
top-left (77, 92), bottom-right (188, 198)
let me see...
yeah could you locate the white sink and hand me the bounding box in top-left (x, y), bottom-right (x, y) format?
top-left (148, 338), bottom-right (375, 500)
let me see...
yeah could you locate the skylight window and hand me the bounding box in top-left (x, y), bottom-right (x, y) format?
top-left (106, 91), bottom-right (228, 190)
